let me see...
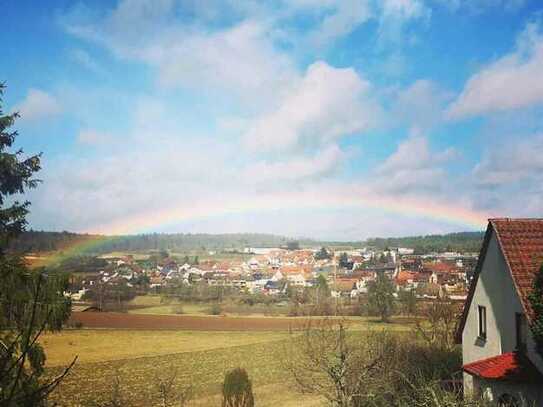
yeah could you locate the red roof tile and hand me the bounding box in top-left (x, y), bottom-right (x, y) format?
top-left (456, 219), bottom-right (543, 344)
top-left (463, 352), bottom-right (542, 382)
top-left (491, 218), bottom-right (543, 322)
top-left (395, 270), bottom-right (416, 283)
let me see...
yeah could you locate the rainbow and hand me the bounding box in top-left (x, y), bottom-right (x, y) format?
top-left (91, 187), bottom-right (489, 236)
top-left (34, 188), bottom-right (490, 265)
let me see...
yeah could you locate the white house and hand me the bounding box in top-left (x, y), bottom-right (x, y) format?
top-left (457, 219), bottom-right (543, 406)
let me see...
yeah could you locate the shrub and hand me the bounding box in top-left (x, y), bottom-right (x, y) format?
top-left (222, 368), bottom-right (254, 407)
top-left (209, 303), bottom-right (222, 315)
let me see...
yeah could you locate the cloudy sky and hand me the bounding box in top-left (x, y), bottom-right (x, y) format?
top-left (3, 0), bottom-right (543, 240)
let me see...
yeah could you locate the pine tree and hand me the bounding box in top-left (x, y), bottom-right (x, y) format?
top-left (0, 83), bottom-right (74, 406)
top-left (367, 272), bottom-right (396, 322)
top-left (222, 368), bottom-right (254, 407)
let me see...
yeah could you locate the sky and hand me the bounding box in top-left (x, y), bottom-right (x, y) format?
top-left (2, 0), bottom-right (543, 240)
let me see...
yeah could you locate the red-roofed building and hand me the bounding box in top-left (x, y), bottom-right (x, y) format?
top-left (394, 270), bottom-right (417, 290)
top-left (456, 219), bottom-right (543, 405)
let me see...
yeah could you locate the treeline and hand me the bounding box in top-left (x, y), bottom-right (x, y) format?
top-left (9, 230), bottom-right (316, 254)
top-left (365, 231), bottom-right (485, 253)
top-left (7, 230), bottom-right (103, 253)
top-left (10, 230), bottom-right (485, 255)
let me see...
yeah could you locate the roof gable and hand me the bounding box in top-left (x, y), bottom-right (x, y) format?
top-left (456, 218), bottom-right (543, 343)
top-left (490, 218), bottom-right (543, 322)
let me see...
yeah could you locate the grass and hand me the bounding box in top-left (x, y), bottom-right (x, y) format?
top-left (127, 303), bottom-right (210, 315)
top-left (43, 318), bottom-right (418, 406)
top-left (127, 295), bottom-right (218, 315)
top-left (40, 330), bottom-right (290, 366)
top-left (49, 297), bottom-right (420, 406)
top-left (44, 330), bottom-right (320, 406)
top-left (127, 295), bottom-right (163, 307)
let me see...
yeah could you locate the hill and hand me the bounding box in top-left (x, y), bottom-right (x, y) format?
top-left (364, 231), bottom-right (484, 253)
top-left (11, 230), bottom-right (484, 256)
top-left (9, 231), bottom-right (314, 255)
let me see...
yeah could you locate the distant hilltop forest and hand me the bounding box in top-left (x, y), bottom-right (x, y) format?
top-left (9, 231), bottom-right (310, 254)
top-left (365, 231), bottom-right (485, 253)
top-left (10, 230), bottom-right (484, 255)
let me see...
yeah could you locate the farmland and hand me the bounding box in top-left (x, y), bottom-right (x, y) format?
top-left (44, 328), bottom-right (318, 406)
top-left (43, 314), bottom-right (416, 406)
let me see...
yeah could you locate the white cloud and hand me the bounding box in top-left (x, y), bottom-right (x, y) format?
top-left (244, 61), bottom-right (380, 152)
top-left (62, 2), bottom-right (298, 106)
top-left (377, 0), bottom-right (431, 46)
top-left (70, 49), bottom-right (105, 75)
top-left (244, 144), bottom-right (344, 182)
top-left (14, 89), bottom-right (62, 121)
top-left (374, 136), bottom-right (457, 193)
top-left (303, 0), bottom-right (373, 48)
top-left (473, 133), bottom-right (543, 186)
top-left (447, 21), bottom-right (543, 119)
top-left (394, 79), bottom-right (453, 135)
top-left (150, 21), bottom-right (298, 104)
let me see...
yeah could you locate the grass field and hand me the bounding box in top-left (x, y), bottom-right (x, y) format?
top-left (43, 314), bottom-right (417, 406)
top-left (45, 329), bottom-right (320, 406)
top-left (40, 330), bottom-right (290, 366)
top-left (126, 295), bottom-right (210, 316)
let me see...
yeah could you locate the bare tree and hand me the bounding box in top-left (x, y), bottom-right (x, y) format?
top-left (154, 367), bottom-right (193, 407)
top-left (415, 298), bottom-right (460, 351)
top-left (284, 319), bottom-right (397, 407)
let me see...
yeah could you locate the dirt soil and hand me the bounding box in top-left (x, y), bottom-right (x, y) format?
top-left (70, 311), bottom-right (310, 331)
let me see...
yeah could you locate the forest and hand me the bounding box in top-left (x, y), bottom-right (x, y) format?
top-left (365, 231), bottom-right (485, 253)
top-left (9, 230), bottom-right (485, 255)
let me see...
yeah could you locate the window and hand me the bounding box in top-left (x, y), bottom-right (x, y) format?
top-left (515, 313), bottom-right (526, 352)
top-left (478, 305), bottom-right (487, 339)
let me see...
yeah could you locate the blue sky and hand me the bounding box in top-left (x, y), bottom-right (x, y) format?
top-left (3, 0), bottom-right (543, 240)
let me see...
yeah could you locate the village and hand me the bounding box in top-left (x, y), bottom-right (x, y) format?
top-left (68, 244), bottom-right (477, 307)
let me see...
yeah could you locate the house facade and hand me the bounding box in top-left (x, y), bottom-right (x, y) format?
top-left (457, 219), bottom-right (543, 406)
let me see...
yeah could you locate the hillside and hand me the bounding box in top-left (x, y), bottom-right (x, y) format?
top-left (365, 231), bottom-right (485, 253)
top-left (11, 230), bottom-right (484, 255)
top-left (10, 231), bottom-right (312, 255)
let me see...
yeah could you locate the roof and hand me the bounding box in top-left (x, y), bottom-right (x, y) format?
top-left (463, 352), bottom-right (542, 382)
top-left (456, 218), bottom-right (543, 343)
top-left (422, 262), bottom-right (457, 273)
top-left (395, 270), bottom-right (416, 283)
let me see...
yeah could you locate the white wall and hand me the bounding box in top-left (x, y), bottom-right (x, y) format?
top-left (462, 231), bottom-right (522, 365)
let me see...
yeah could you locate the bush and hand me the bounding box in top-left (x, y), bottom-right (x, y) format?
top-left (209, 303), bottom-right (222, 315)
top-left (285, 319), bottom-right (468, 407)
top-left (222, 368), bottom-right (254, 407)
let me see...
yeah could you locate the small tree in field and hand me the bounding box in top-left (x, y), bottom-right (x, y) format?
top-left (222, 368), bottom-right (254, 407)
top-left (367, 273), bottom-right (395, 322)
top-left (415, 297), bottom-right (459, 351)
top-left (397, 288), bottom-right (417, 316)
top-left (284, 319), bottom-right (398, 407)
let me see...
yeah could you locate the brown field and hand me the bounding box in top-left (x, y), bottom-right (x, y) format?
top-left (71, 311), bottom-right (311, 331)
